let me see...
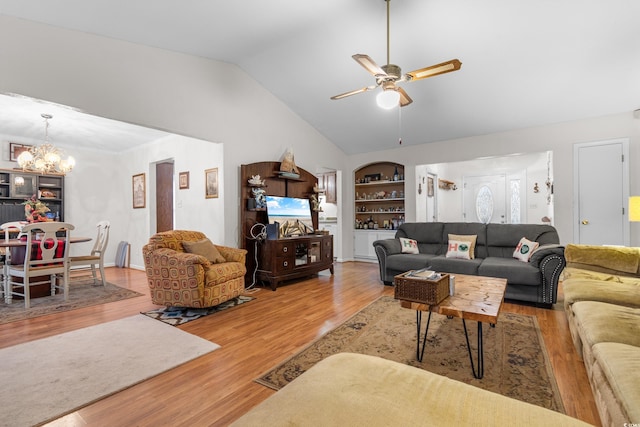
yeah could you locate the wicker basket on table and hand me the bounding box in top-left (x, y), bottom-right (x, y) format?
top-left (394, 271), bottom-right (450, 305)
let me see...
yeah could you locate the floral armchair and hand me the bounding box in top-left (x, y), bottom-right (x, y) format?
top-left (142, 230), bottom-right (247, 308)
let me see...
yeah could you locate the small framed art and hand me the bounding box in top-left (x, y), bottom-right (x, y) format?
top-left (9, 143), bottom-right (32, 162)
top-left (132, 173), bottom-right (146, 208)
top-left (179, 171), bottom-right (189, 189)
top-left (205, 168), bottom-right (218, 199)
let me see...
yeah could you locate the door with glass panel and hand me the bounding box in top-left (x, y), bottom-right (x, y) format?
top-left (462, 175), bottom-right (506, 224)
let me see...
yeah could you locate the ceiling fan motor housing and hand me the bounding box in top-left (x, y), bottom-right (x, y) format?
top-left (381, 81), bottom-right (397, 92)
top-left (381, 64), bottom-right (401, 80)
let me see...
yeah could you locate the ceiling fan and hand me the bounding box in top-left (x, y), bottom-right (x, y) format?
top-left (330, 0), bottom-right (462, 109)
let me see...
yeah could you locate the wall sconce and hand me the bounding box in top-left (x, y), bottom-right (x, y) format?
top-left (438, 179), bottom-right (457, 191)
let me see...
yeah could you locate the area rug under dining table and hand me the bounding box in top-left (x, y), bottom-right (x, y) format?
top-left (0, 279), bottom-right (143, 324)
top-left (256, 295), bottom-right (565, 413)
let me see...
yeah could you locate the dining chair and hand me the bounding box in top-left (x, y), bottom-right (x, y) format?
top-left (0, 221), bottom-right (27, 300)
top-left (68, 220), bottom-right (110, 286)
top-left (4, 222), bottom-right (74, 308)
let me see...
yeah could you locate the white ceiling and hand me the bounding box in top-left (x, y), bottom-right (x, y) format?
top-left (1, 0), bottom-right (639, 155)
top-left (0, 93), bottom-right (171, 152)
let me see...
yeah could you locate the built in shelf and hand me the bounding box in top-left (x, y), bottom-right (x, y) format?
top-left (355, 180), bottom-right (405, 186)
top-left (354, 162), bottom-right (405, 234)
top-left (355, 198), bottom-right (404, 202)
top-left (356, 211), bottom-right (405, 214)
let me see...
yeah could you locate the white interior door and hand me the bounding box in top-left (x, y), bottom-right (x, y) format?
top-left (463, 175), bottom-right (506, 223)
top-left (574, 139), bottom-right (629, 245)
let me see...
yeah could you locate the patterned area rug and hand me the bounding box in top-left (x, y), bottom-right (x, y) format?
top-left (0, 280), bottom-right (143, 325)
top-left (256, 295), bottom-right (565, 413)
top-left (141, 295), bottom-right (255, 326)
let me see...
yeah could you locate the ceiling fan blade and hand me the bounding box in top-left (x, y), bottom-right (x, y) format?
top-left (330, 86), bottom-right (375, 100)
top-left (405, 59), bottom-right (462, 81)
top-left (397, 87), bottom-right (413, 107)
top-left (352, 54), bottom-right (387, 77)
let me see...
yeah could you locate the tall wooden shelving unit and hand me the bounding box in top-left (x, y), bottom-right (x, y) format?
top-left (240, 161), bottom-right (333, 289)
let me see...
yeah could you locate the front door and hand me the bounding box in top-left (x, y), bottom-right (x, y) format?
top-left (463, 175), bottom-right (506, 224)
top-left (574, 139), bottom-right (629, 245)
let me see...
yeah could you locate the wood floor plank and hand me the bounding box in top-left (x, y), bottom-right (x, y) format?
top-left (0, 263), bottom-right (600, 426)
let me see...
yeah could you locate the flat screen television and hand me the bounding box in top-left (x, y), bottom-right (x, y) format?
top-left (265, 195), bottom-right (314, 237)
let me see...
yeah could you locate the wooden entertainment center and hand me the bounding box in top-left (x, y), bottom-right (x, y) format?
top-left (240, 161), bottom-right (334, 290)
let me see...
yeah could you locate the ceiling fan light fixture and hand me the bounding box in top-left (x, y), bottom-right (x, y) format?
top-left (330, 0), bottom-right (461, 108)
top-left (376, 88), bottom-right (400, 109)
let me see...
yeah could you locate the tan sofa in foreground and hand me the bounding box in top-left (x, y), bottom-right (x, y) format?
top-left (232, 353), bottom-right (590, 427)
top-left (562, 244), bottom-right (640, 427)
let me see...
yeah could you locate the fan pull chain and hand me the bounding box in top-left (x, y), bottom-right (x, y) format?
top-left (398, 106), bottom-right (402, 145)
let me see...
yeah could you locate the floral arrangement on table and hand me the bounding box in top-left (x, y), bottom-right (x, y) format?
top-left (22, 194), bottom-right (51, 222)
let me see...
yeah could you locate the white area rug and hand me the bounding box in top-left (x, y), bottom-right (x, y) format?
top-left (0, 315), bottom-right (220, 427)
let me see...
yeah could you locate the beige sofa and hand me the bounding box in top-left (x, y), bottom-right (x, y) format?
top-left (232, 353), bottom-right (590, 426)
top-left (562, 244), bottom-right (640, 426)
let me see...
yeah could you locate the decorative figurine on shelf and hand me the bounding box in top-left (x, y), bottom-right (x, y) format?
top-left (310, 194), bottom-right (322, 212)
top-left (248, 174), bottom-right (265, 186)
top-left (279, 148), bottom-right (300, 178)
top-left (252, 187), bottom-right (267, 209)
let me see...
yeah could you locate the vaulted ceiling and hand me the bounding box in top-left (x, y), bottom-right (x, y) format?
top-left (1, 0), bottom-right (639, 154)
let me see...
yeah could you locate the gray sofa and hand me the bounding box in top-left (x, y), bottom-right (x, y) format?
top-left (373, 222), bottom-right (565, 306)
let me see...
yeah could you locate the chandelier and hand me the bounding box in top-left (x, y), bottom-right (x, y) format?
top-left (17, 113), bottom-right (75, 175)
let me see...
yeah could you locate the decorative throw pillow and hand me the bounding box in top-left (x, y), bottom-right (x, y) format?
top-left (448, 234), bottom-right (477, 259)
top-left (182, 238), bottom-right (226, 263)
top-left (399, 237), bottom-right (419, 254)
top-left (513, 237), bottom-right (540, 262)
top-left (446, 240), bottom-right (472, 259)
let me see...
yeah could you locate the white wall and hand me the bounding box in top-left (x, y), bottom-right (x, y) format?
top-left (347, 112), bottom-right (640, 257)
top-left (119, 135), bottom-right (224, 268)
top-left (415, 152), bottom-right (552, 224)
top-left (3, 16), bottom-right (640, 266)
top-left (0, 16), bottom-right (347, 267)
top-left (0, 133), bottom-right (223, 268)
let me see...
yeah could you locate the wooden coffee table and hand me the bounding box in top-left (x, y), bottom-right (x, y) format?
top-left (398, 273), bottom-right (507, 379)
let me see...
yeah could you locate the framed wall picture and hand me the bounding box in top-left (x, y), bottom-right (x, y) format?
top-left (9, 143), bottom-right (32, 162)
top-left (179, 171), bottom-right (189, 189)
top-left (205, 168), bottom-right (218, 199)
top-left (132, 173), bottom-right (146, 208)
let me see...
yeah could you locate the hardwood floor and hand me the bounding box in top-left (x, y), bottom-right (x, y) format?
top-left (0, 263), bottom-right (601, 426)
